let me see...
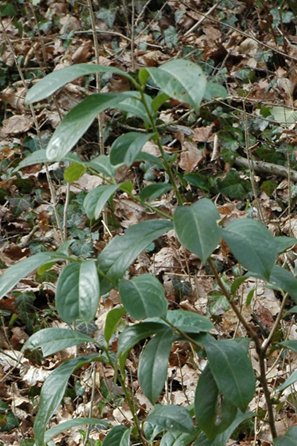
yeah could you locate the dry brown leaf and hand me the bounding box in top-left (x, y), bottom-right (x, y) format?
top-left (1, 115), bottom-right (33, 135)
top-left (179, 141), bottom-right (203, 171)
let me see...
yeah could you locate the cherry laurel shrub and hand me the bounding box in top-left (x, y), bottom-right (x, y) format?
top-left (0, 60), bottom-right (297, 446)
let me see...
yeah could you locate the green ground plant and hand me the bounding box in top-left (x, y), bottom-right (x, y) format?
top-left (0, 59), bottom-right (297, 445)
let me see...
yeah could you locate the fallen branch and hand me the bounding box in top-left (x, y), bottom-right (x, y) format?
top-left (234, 155), bottom-right (297, 182)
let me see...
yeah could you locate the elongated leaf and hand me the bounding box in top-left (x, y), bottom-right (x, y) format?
top-left (165, 309), bottom-right (213, 333)
top-left (276, 370), bottom-right (297, 392)
top-left (222, 219), bottom-right (277, 280)
top-left (34, 355), bottom-right (97, 446)
top-left (110, 132), bottom-right (154, 167)
top-left (26, 64), bottom-right (134, 104)
top-left (103, 425), bottom-right (131, 446)
top-left (98, 219), bottom-right (173, 292)
top-left (139, 329), bottom-right (174, 402)
top-left (87, 154), bottom-right (116, 178)
top-left (274, 426), bottom-right (297, 446)
top-left (118, 321), bottom-right (168, 355)
top-left (160, 431), bottom-right (196, 446)
top-left (146, 59), bottom-right (207, 113)
top-left (174, 199), bottom-right (221, 264)
top-left (15, 149), bottom-right (48, 170)
top-left (275, 236), bottom-right (297, 253)
top-left (140, 183), bottom-right (172, 201)
top-left (204, 338), bottom-right (256, 412)
top-left (44, 418), bottom-right (108, 443)
top-left (104, 306), bottom-right (126, 343)
top-left (0, 252), bottom-right (66, 299)
top-left (116, 92), bottom-right (153, 124)
top-left (119, 274), bottom-right (167, 320)
top-left (23, 328), bottom-right (94, 357)
top-left (195, 365), bottom-right (237, 438)
top-left (280, 340), bottom-right (297, 353)
top-left (84, 184), bottom-right (119, 220)
top-left (147, 405), bottom-right (193, 433)
top-left (56, 260), bottom-right (100, 324)
top-left (194, 411), bottom-right (253, 446)
top-left (46, 93), bottom-right (127, 161)
top-left (269, 265), bottom-right (297, 303)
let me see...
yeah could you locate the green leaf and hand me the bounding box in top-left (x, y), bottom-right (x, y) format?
top-left (279, 340), bottom-right (297, 353)
top-left (195, 365), bottom-right (237, 438)
top-left (204, 338), bottom-right (256, 412)
top-left (44, 418), bottom-right (108, 444)
top-left (0, 252), bottom-right (66, 300)
top-left (276, 369), bottom-right (297, 392)
top-left (222, 219), bottom-right (277, 280)
top-left (138, 329), bottom-right (174, 402)
top-left (23, 328), bottom-right (94, 357)
top-left (204, 82), bottom-right (228, 100)
top-left (165, 309), bottom-right (213, 333)
top-left (34, 355), bottom-right (97, 446)
top-left (146, 59), bottom-right (207, 113)
top-left (15, 149), bottom-right (48, 170)
top-left (104, 306), bottom-right (126, 343)
top-left (56, 260), bottom-right (100, 324)
top-left (275, 236), bottom-right (297, 253)
top-left (25, 64), bottom-right (134, 104)
top-left (117, 92), bottom-right (153, 124)
top-left (46, 93), bottom-right (127, 161)
top-left (269, 265), bottom-right (297, 303)
top-left (160, 431), bottom-right (196, 446)
top-left (119, 274), bottom-right (167, 320)
top-left (64, 162), bottom-right (86, 183)
top-left (110, 132), bottom-right (154, 167)
top-left (147, 405), bottom-right (193, 433)
top-left (83, 184), bottom-right (119, 220)
top-left (174, 198), bottom-right (221, 264)
top-left (103, 425), bottom-right (131, 446)
top-left (194, 411), bottom-right (253, 446)
top-left (118, 321), bottom-right (167, 356)
top-left (140, 183), bottom-right (172, 201)
top-left (271, 106), bottom-right (297, 126)
top-left (274, 426), bottom-right (297, 446)
top-left (98, 219), bottom-right (173, 292)
top-left (87, 154), bottom-right (116, 178)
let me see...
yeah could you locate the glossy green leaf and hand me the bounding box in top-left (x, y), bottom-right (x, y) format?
top-left (118, 321), bottom-right (168, 356)
top-left (194, 411), bottom-right (253, 446)
top-left (195, 365), bottom-right (237, 438)
top-left (146, 59), bottom-right (207, 113)
top-left (117, 92), bottom-right (153, 124)
top-left (165, 309), bottom-right (213, 333)
top-left (15, 149), bottom-right (48, 170)
top-left (204, 82), bottom-right (228, 100)
top-left (0, 252), bottom-right (66, 300)
top-left (274, 426), bottom-right (297, 446)
top-left (98, 219), bottom-right (173, 292)
top-left (204, 338), bottom-right (256, 412)
top-left (87, 154), bottom-right (116, 178)
top-left (104, 306), bottom-right (126, 343)
top-left (83, 184), bottom-right (119, 220)
top-left (160, 431), bottom-right (196, 446)
top-left (34, 355), bottom-right (97, 446)
top-left (276, 370), bottom-right (297, 392)
top-left (23, 328), bottom-right (94, 357)
top-left (222, 219), bottom-right (277, 280)
top-left (280, 340), bottom-right (297, 353)
top-left (56, 260), bottom-right (100, 324)
top-left (140, 183), bottom-right (172, 201)
top-left (174, 198), bottom-right (221, 264)
top-left (147, 405), bottom-right (193, 433)
top-left (25, 64), bottom-right (134, 104)
top-left (138, 329), bottom-right (174, 402)
top-left (275, 236), bottom-right (297, 253)
top-left (103, 425), bottom-right (131, 446)
top-left (64, 162), bottom-right (86, 183)
top-left (44, 418), bottom-right (108, 444)
top-left (119, 274), bottom-right (167, 320)
top-left (46, 93), bottom-right (127, 161)
top-left (110, 132), bottom-right (154, 167)
top-left (269, 265), bottom-right (297, 303)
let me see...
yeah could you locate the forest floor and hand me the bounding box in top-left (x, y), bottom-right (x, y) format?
top-left (0, 0), bottom-right (297, 445)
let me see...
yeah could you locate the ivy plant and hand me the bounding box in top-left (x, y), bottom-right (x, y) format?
top-left (0, 59), bottom-right (296, 446)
